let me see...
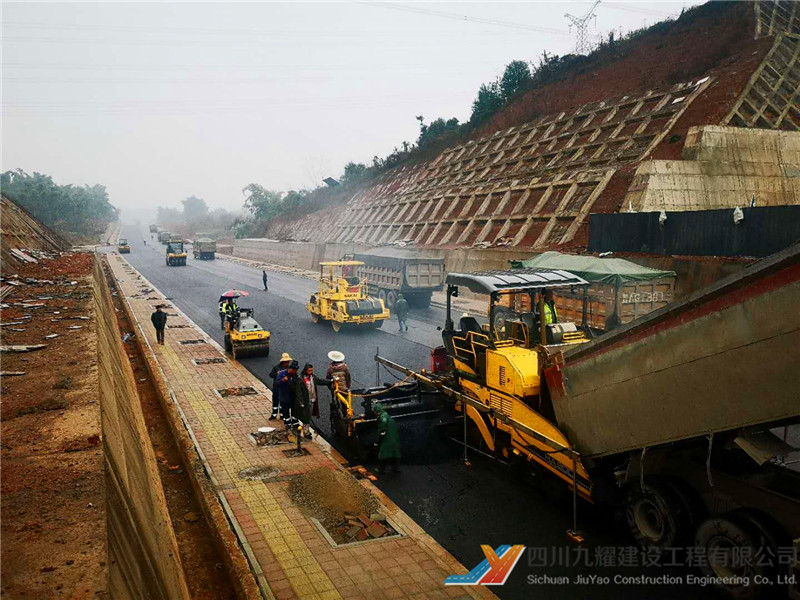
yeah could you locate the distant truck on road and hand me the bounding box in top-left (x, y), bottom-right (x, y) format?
top-left (149, 224), bottom-right (158, 233)
top-left (158, 231), bottom-right (171, 245)
top-left (193, 238), bottom-right (216, 260)
top-left (349, 248), bottom-right (445, 310)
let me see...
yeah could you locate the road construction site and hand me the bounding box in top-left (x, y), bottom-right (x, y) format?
top-left (99, 222), bottom-right (800, 600)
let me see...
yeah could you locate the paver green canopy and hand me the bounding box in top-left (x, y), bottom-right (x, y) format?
top-left (512, 251), bottom-right (676, 287)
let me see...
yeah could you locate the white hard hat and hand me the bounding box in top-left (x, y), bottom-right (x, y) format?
top-left (328, 350), bottom-right (345, 362)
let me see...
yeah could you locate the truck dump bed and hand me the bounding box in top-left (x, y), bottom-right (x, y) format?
top-left (546, 243), bottom-right (800, 459)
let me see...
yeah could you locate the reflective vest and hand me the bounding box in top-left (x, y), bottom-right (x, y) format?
top-left (224, 302), bottom-right (238, 315)
top-left (543, 301), bottom-right (558, 325)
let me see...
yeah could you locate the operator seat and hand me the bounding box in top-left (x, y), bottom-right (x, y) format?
top-left (459, 316), bottom-right (482, 334)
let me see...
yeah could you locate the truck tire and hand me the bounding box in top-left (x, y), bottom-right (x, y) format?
top-left (386, 290), bottom-right (397, 312)
top-left (378, 289), bottom-right (387, 306)
top-left (695, 513), bottom-right (778, 599)
top-left (625, 480), bottom-right (690, 552)
top-left (415, 293), bottom-right (432, 309)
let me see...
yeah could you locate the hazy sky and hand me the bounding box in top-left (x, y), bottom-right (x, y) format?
top-left (2, 1), bottom-right (699, 219)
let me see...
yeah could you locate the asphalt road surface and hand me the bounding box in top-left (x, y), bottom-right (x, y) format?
top-left (110, 224), bottom-right (716, 600)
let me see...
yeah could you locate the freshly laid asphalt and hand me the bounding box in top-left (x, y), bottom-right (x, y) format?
top-left (108, 224), bottom-right (715, 600)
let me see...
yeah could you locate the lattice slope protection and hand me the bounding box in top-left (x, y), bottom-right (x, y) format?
top-left (269, 3), bottom-right (800, 252)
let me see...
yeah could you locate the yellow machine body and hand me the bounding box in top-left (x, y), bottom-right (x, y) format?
top-left (166, 240), bottom-right (187, 266)
top-left (451, 340), bottom-right (592, 500)
top-left (117, 238), bottom-right (131, 254)
top-left (224, 309), bottom-right (270, 359)
top-left (307, 261), bottom-right (390, 332)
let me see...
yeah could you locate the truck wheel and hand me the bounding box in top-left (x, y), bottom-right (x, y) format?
top-left (386, 290), bottom-right (397, 312)
top-left (415, 294), bottom-right (432, 309)
top-left (378, 289), bottom-right (387, 306)
top-left (625, 480), bottom-right (689, 552)
top-left (695, 513), bottom-right (778, 599)
top-left (331, 320), bottom-right (342, 333)
top-left (311, 312), bottom-right (320, 324)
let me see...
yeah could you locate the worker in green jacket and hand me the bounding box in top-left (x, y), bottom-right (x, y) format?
top-left (394, 293), bottom-right (409, 332)
top-left (374, 402), bottom-right (401, 473)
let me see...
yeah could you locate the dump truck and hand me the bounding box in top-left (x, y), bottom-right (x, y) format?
top-left (223, 307), bottom-right (270, 359)
top-left (193, 238), bottom-right (216, 260)
top-left (149, 224), bottom-right (158, 233)
top-left (307, 261), bottom-right (390, 332)
top-left (165, 239), bottom-right (187, 266)
top-left (117, 238), bottom-right (130, 254)
top-left (158, 231), bottom-right (171, 245)
top-left (508, 251), bottom-right (676, 331)
top-left (348, 248), bottom-right (445, 310)
top-left (373, 243), bottom-right (800, 599)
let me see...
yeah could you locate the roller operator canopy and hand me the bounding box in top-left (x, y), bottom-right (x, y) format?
top-left (446, 269), bottom-right (589, 295)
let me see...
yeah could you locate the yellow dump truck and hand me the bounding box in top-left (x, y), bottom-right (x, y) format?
top-left (307, 261), bottom-right (390, 332)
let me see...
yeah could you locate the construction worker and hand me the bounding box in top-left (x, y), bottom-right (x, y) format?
top-left (150, 305), bottom-right (167, 345)
top-left (223, 297), bottom-right (238, 327)
top-left (292, 364), bottom-right (331, 439)
top-left (262, 270), bottom-right (269, 292)
top-left (326, 351), bottom-right (351, 419)
top-left (543, 289), bottom-right (558, 325)
top-left (374, 402), bottom-right (401, 474)
top-left (274, 360), bottom-right (299, 430)
top-left (218, 299), bottom-right (227, 330)
top-left (394, 293), bottom-right (409, 332)
top-left (268, 352), bottom-right (293, 420)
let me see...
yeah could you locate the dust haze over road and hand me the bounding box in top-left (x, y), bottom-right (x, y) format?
top-left (110, 223), bottom-right (715, 600)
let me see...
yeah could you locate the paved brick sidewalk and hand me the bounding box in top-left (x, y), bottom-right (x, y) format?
top-left (106, 254), bottom-right (496, 600)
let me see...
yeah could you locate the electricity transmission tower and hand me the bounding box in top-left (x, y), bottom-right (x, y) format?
top-left (565, 0), bottom-right (601, 55)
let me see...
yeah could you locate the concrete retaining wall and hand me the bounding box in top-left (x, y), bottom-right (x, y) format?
top-left (92, 258), bottom-right (191, 600)
top-left (625, 126), bottom-right (800, 212)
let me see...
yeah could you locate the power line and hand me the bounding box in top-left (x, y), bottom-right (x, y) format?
top-left (360, 2), bottom-right (572, 37)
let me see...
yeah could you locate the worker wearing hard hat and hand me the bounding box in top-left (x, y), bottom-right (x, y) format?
top-left (268, 352), bottom-right (293, 420)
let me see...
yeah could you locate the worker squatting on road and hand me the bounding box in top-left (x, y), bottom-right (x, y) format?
top-left (150, 305), bottom-right (167, 345)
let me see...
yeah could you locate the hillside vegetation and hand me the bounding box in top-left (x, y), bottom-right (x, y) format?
top-left (1, 169), bottom-right (117, 242)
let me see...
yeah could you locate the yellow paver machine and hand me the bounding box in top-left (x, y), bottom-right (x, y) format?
top-left (307, 261), bottom-right (389, 332)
